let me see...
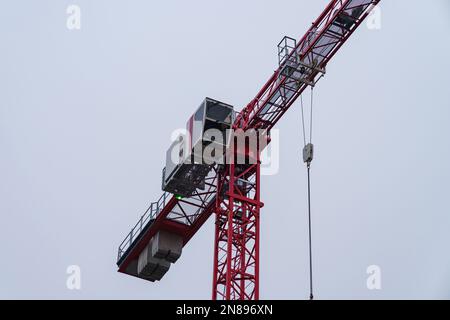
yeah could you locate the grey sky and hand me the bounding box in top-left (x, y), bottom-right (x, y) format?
top-left (1, 0), bottom-right (449, 299)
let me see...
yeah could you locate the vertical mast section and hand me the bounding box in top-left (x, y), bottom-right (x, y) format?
top-left (212, 143), bottom-right (262, 300)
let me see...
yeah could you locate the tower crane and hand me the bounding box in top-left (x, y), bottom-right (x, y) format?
top-left (116, 0), bottom-right (381, 300)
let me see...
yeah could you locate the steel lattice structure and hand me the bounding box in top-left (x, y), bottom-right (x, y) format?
top-left (212, 155), bottom-right (262, 300)
top-left (117, 0), bottom-right (381, 300)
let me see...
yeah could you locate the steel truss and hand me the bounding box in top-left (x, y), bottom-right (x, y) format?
top-left (212, 158), bottom-right (261, 300)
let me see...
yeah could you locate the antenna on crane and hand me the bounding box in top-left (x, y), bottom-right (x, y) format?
top-left (300, 87), bottom-right (315, 300)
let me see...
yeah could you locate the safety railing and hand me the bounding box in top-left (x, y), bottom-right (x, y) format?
top-left (117, 191), bottom-right (170, 263)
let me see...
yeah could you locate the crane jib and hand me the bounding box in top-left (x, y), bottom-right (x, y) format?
top-left (236, 0), bottom-right (380, 132)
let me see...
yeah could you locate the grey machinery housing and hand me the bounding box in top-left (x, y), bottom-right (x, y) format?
top-left (162, 98), bottom-right (234, 198)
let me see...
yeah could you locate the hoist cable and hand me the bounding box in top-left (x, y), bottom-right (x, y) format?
top-left (307, 163), bottom-right (313, 301)
top-left (300, 94), bottom-right (307, 147)
top-left (308, 87), bottom-right (315, 300)
top-left (310, 87), bottom-right (314, 145)
top-left (300, 87), bottom-right (314, 146)
top-left (299, 87), bottom-right (315, 300)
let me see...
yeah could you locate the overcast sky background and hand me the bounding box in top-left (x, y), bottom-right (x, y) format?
top-left (1, 0), bottom-right (450, 299)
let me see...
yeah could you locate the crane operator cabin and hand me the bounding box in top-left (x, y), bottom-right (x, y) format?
top-left (162, 98), bottom-right (235, 198)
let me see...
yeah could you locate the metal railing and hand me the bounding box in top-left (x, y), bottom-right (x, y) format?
top-left (117, 191), bottom-right (170, 263)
